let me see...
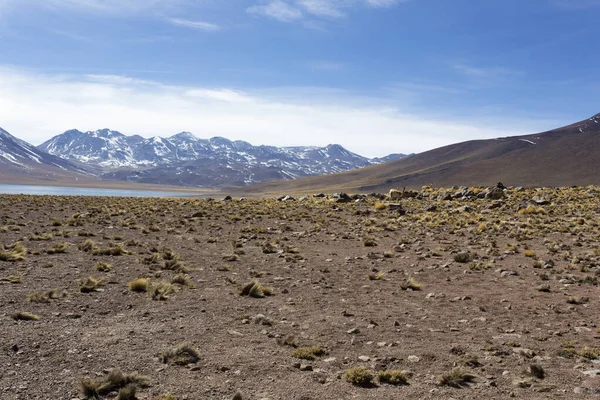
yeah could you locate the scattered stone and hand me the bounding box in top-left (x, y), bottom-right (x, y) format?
top-left (347, 328), bottom-right (360, 334)
top-left (407, 355), bottom-right (420, 363)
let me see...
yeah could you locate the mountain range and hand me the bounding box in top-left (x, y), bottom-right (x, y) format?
top-left (2, 113), bottom-right (599, 191)
top-left (0, 128), bottom-right (407, 187)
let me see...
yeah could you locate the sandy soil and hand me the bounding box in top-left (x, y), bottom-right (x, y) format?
top-left (1, 187), bottom-right (600, 399)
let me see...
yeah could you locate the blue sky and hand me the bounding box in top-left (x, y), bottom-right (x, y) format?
top-left (0, 0), bottom-right (598, 157)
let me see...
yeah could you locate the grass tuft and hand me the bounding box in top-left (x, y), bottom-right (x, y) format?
top-left (345, 367), bottom-right (375, 386)
top-left (291, 346), bottom-right (325, 360)
top-left (378, 370), bottom-right (409, 385)
top-left (437, 368), bottom-right (477, 387)
top-left (11, 311), bottom-right (40, 321)
top-left (159, 343), bottom-right (200, 365)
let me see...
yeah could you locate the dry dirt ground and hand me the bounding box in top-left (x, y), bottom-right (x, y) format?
top-left (2, 187), bottom-right (600, 400)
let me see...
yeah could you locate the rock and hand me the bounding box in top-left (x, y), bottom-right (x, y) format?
top-left (222, 195), bottom-right (233, 201)
top-left (347, 327), bottom-right (360, 334)
top-left (486, 187), bottom-right (505, 200)
top-left (581, 369), bottom-right (600, 377)
top-left (332, 193), bottom-right (352, 203)
top-left (533, 384), bottom-right (554, 393)
top-left (485, 200), bottom-right (504, 210)
top-left (455, 206), bottom-right (473, 212)
top-left (232, 392), bottom-right (243, 400)
top-left (277, 195), bottom-right (295, 202)
top-left (407, 355), bottom-right (420, 363)
top-left (438, 193), bottom-right (453, 201)
top-left (513, 348), bottom-right (536, 358)
top-left (323, 357), bottom-right (336, 363)
top-left (574, 387), bottom-right (600, 394)
top-left (358, 356), bottom-right (370, 362)
top-left (513, 377), bottom-right (536, 388)
top-left (529, 364), bottom-right (545, 379)
top-left (530, 196), bottom-right (550, 205)
top-left (424, 204), bottom-right (437, 212)
top-left (388, 203), bottom-right (406, 214)
top-left (299, 364), bottom-right (313, 371)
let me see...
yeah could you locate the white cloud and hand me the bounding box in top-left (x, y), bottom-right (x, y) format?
top-left (452, 63), bottom-right (521, 81)
top-left (247, 1), bottom-right (303, 22)
top-left (168, 18), bottom-right (221, 31)
top-left (247, 0), bottom-right (410, 22)
top-left (365, 0), bottom-right (408, 7)
top-left (297, 0), bottom-right (345, 18)
top-left (308, 60), bottom-right (345, 70)
top-left (0, 0), bottom-right (183, 15)
top-left (0, 66), bottom-right (548, 157)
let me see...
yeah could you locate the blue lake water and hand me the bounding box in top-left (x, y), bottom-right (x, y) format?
top-left (0, 184), bottom-right (195, 197)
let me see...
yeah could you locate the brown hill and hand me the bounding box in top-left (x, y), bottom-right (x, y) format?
top-left (236, 113), bottom-right (600, 194)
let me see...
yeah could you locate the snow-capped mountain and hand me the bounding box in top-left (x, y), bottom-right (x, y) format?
top-left (0, 127), bottom-right (85, 173)
top-left (39, 129), bottom-right (406, 187)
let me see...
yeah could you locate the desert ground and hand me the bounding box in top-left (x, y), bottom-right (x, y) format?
top-left (2, 186), bottom-right (600, 399)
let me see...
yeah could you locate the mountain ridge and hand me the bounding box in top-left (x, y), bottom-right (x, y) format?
top-left (235, 112), bottom-right (600, 194)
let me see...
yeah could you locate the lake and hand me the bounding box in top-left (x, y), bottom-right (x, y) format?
top-left (0, 184), bottom-right (196, 197)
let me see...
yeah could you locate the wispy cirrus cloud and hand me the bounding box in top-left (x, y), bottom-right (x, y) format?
top-left (308, 60), bottom-right (346, 70)
top-left (0, 0), bottom-right (185, 15)
top-left (247, 0), bottom-right (411, 22)
top-left (452, 63), bottom-right (521, 80)
top-left (168, 18), bottom-right (221, 31)
top-left (552, 0), bottom-right (600, 9)
top-left (247, 1), bottom-right (304, 22)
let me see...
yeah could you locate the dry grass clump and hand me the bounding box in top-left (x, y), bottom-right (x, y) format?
top-left (577, 346), bottom-right (600, 359)
top-left (378, 370), bottom-right (409, 385)
top-left (151, 281), bottom-right (174, 300)
top-left (80, 276), bottom-right (103, 293)
top-left (171, 274), bottom-right (195, 288)
top-left (96, 262), bottom-right (112, 272)
top-left (129, 278), bottom-right (150, 292)
top-left (116, 384), bottom-right (137, 400)
top-left (162, 259), bottom-right (187, 273)
top-left (28, 289), bottom-right (63, 303)
top-left (11, 311), bottom-right (40, 321)
top-left (0, 275), bottom-right (23, 284)
top-left (518, 206), bottom-right (545, 215)
top-left (142, 253), bottom-right (160, 265)
top-left (29, 232), bottom-right (53, 241)
top-left (374, 201), bottom-right (388, 210)
top-left (453, 252), bottom-right (471, 263)
top-left (0, 242), bottom-right (27, 262)
top-left (46, 242), bottom-right (69, 254)
top-left (153, 395), bottom-right (177, 400)
top-left (79, 369), bottom-right (151, 399)
top-left (368, 271), bottom-right (386, 281)
top-left (345, 367), bottom-right (375, 386)
top-left (159, 343), bottom-right (200, 365)
top-left (437, 368), bottom-right (477, 387)
top-left (401, 277), bottom-right (423, 291)
top-left (362, 235), bottom-right (378, 247)
top-left (239, 280), bottom-right (273, 298)
top-left (78, 239), bottom-right (96, 252)
top-left (92, 244), bottom-right (130, 256)
top-left (291, 346), bottom-right (325, 360)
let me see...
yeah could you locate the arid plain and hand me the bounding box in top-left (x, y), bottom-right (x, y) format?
top-left (2, 186), bottom-right (600, 399)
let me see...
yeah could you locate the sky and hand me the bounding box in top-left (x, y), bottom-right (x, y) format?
top-left (0, 0), bottom-right (598, 157)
